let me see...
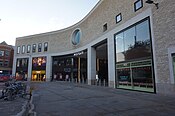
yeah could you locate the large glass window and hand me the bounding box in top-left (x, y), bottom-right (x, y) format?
top-left (115, 18), bottom-right (154, 92)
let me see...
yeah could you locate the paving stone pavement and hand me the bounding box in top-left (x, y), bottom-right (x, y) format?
top-left (30, 81), bottom-right (175, 116)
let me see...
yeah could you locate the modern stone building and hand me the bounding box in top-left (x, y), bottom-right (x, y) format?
top-left (13, 0), bottom-right (175, 95)
top-left (0, 41), bottom-right (14, 76)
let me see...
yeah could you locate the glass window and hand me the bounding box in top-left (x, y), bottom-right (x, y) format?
top-left (0, 50), bottom-right (4, 56)
top-left (72, 29), bottom-right (81, 45)
top-left (0, 61), bottom-right (3, 66)
top-left (134, 0), bottom-right (143, 11)
top-left (22, 45), bottom-right (25, 54)
top-left (115, 18), bottom-right (154, 92)
top-left (44, 42), bottom-right (48, 52)
top-left (32, 44), bottom-right (36, 53)
top-left (27, 45), bottom-right (31, 53)
top-left (116, 13), bottom-right (122, 23)
top-left (17, 46), bottom-right (20, 54)
top-left (116, 33), bottom-right (125, 62)
top-left (4, 61), bottom-right (9, 67)
top-left (38, 43), bottom-right (42, 52)
top-left (103, 23), bottom-right (107, 32)
top-left (172, 55), bottom-right (175, 81)
top-left (5, 51), bottom-right (10, 56)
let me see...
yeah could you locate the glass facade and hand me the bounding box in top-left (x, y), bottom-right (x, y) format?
top-left (52, 50), bottom-right (87, 83)
top-left (16, 58), bottom-right (28, 81)
top-left (115, 18), bottom-right (154, 92)
top-left (32, 57), bottom-right (47, 81)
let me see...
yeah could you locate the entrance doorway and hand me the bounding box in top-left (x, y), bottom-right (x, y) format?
top-left (95, 41), bottom-right (108, 86)
top-left (32, 70), bottom-right (46, 81)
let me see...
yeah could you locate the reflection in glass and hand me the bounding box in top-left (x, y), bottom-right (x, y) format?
top-left (132, 66), bottom-right (153, 91)
top-left (117, 68), bottom-right (132, 89)
top-left (116, 33), bottom-right (125, 62)
top-left (115, 18), bottom-right (154, 92)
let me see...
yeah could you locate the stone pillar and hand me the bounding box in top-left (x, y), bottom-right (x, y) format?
top-left (27, 55), bottom-right (32, 81)
top-left (46, 55), bottom-right (52, 82)
top-left (88, 46), bottom-right (96, 85)
top-left (107, 36), bottom-right (116, 88)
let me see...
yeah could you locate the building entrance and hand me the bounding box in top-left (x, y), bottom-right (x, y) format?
top-left (32, 57), bottom-right (47, 82)
top-left (96, 42), bottom-right (108, 86)
top-left (32, 70), bottom-right (46, 81)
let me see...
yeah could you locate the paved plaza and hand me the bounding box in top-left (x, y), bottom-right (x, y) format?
top-left (1, 81), bottom-right (175, 116)
top-left (29, 82), bottom-right (175, 116)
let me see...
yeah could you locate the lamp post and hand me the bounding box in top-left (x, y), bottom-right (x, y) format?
top-left (145, 0), bottom-right (159, 9)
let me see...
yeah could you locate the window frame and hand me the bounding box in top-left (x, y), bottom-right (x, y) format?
top-left (0, 50), bottom-right (4, 56)
top-left (103, 23), bottom-right (108, 32)
top-left (38, 43), bottom-right (42, 52)
top-left (134, 0), bottom-right (143, 12)
top-left (116, 13), bottom-right (122, 24)
top-left (32, 44), bottom-right (36, 53)
top-left (22, 45), bottom-right (25, 54)
top-left (27, 45), bottom-right (31, 53)
top-left (17, 46), bottom-right (20, 54)
top-left (44, 42), bottom-right (48, 52)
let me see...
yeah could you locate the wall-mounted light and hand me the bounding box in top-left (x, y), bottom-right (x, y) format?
top-left (145, 0), bottom-right (159, 9)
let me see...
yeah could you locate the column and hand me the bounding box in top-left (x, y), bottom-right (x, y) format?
top-left (46, 55), bottom-right (52, 81)
top-left (87, 46), bottom-right (96, 85)
top-left (27, 55), bottom-right (32, 81)
top-left (107, 36), bottom-right (116, 88)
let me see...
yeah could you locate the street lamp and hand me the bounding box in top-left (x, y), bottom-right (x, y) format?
top-left (145, 0), bottom-right (159, 9)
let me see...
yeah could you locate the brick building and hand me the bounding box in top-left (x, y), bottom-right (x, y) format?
top-left (0, 41), bottom-right (14, 76)
top-left (13, 0), bottom-right (175, 95)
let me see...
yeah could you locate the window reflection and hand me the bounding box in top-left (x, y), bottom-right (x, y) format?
top-left (115, 18), bottom-right (154, 92)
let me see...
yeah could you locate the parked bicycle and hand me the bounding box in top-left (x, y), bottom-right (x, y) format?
top-left (0, 81), bottom-right (31, 101)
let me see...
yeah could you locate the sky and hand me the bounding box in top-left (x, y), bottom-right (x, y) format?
top-left (0, 0), bottom-right (100, 46)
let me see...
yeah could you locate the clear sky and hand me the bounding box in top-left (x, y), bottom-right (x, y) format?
top-left (0, 0), bottom-right (100, 45)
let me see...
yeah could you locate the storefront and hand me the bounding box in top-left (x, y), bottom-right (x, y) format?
top-left (114, 17), bottom-right (155, 92)
top-left (52, 50), bottom-right (87, 83)
top-left (16, 58), bottom-right (28, 80)
top-left (31, 57), bottom-right (46, 81)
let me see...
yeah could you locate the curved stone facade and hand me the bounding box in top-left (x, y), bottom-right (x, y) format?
top-left (13, 0), bottom-right (175, 95)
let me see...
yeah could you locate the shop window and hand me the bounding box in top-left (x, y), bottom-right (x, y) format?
top-left (32, 44), bottom-right (36, 53)
top-left (27, 45), bottom-right (31, 53)
top-left (38, 43), bottom-right (42, 52)
top-left (44, 42), bottom-right (48, 52)
top-left (115, 18), bottom-right (154, 92)
top-left (116, 13), bottom-right (122, 24)
top-left (0, 50), bottom-right (4, 56)
top-left (103, 23), bottom-right (107, 32)
top-left (22, 45), bottom-right (25, 54)
top-left (17, 46), bottom-right (20, 54)
top-left (134, 0), bottom-right (143, 12)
